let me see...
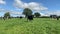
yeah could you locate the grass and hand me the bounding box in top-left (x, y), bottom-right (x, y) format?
top-left (0, 18), bottom-right (60, 34)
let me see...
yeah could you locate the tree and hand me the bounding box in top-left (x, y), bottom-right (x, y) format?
top-left (4, 12), bottom-right (10, 19)
top-left (34, 12), bottom-right (41, 18)
top-left (23, 8), bottom-right (32, 17)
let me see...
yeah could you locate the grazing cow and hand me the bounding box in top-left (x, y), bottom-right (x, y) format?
top-left (50, 15), bottom-right (57, 19)
top-left (20, 16), bottom-right (23, 19)
top-left (50, 15), bottom-right (59, 20)
top-left (3, 17), bottom-right (5, 20)
top-left (57, 16), bottom-right (59, 20)
top-left (27, 15), bottom-right (33, 21)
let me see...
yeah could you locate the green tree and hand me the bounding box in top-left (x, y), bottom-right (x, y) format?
top-left (4, 12), bottom-right (10, 19)
top-left (34, 12), bottom-right (41, 18)
top-left (23, 8), bottom-right (32, 17)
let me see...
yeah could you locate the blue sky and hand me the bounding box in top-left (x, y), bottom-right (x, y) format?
top-left (0, 0), bottom-right (60, 17)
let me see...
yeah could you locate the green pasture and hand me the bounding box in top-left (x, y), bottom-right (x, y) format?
top-left (0, 18), bottom-right (60, 34)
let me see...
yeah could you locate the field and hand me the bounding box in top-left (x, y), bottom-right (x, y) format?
top-left (0, 18), bottom-right (60, 34)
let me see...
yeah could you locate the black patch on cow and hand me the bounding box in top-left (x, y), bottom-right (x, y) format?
top-left (57, 17), bottom-right (59, 20)
top-left (27, 15), bottom-right (33, 21)
top-left (20, 16), bottom-right (23, 19)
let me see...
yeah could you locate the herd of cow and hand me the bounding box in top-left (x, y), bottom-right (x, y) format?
top-left (2, 15), bottom-right (60, 21)
top-left (27, 15), bottom-right (60, 21)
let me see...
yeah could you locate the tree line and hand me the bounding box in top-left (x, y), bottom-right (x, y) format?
top-left (0, 8), bottom-right (60, 20)
top-left (2, 8), bottom-right (41, 19)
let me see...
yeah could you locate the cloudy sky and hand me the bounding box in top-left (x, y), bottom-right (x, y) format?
top-left (0, 0), bottom-right (60, 17)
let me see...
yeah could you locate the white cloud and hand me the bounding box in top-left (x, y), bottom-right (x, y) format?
top-left (0, 8), bottom-right (60, 16)
top-left (0, 8), bottom-right (5, 12)
top-left (0, 8), bottom-right (25, 17)
top-left (0, 0), bottom-right (6, 4)
top-left (0, 8), bottom-right (4, 10)
top-left (0, 9), bottom-right (22, 15)
top-left (44, 10), bottom-right (60, 16)
top-left (13, 0), bottom-right (48, 12)
top-left (10, 11), bottom-right (22, 15)
top-left (40, 13), bottom-right (49, 16)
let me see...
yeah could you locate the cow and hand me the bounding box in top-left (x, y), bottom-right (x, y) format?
top-left (3, 17), bottom-right (5, 20)
top-left (50, 15), bottom-right (57, 19)
top-left (20, 16), bottom-right (23, 19)
top-left (57, 16), bottom-right (59, 20)
top-left (27, 15), bottom-right (34, 21)
top-left (50, 15), bottom-right (59, 20)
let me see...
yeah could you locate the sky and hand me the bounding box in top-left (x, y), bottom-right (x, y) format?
top-left (0, 0), bottom-right (60, 17)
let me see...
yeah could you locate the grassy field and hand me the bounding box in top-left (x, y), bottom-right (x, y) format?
top-left (0, 18), bottom-right (60, 34)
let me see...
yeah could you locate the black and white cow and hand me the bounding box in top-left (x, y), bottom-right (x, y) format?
top-left (20, 16), bottom-right (23, 19)
top-left (50, 15), bottom-right (59, 20)
top-left (57, 16), bottom-right (59, 20)
top-left (27, 15), bottom-right (34, 21)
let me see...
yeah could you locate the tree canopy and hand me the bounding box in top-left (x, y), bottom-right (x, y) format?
top-left (34, 12), bottom-right (41, 18)
top-left (4, 12), bottom-right (10, 19)
top-left (23, 8), bottom-right (32, 17)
